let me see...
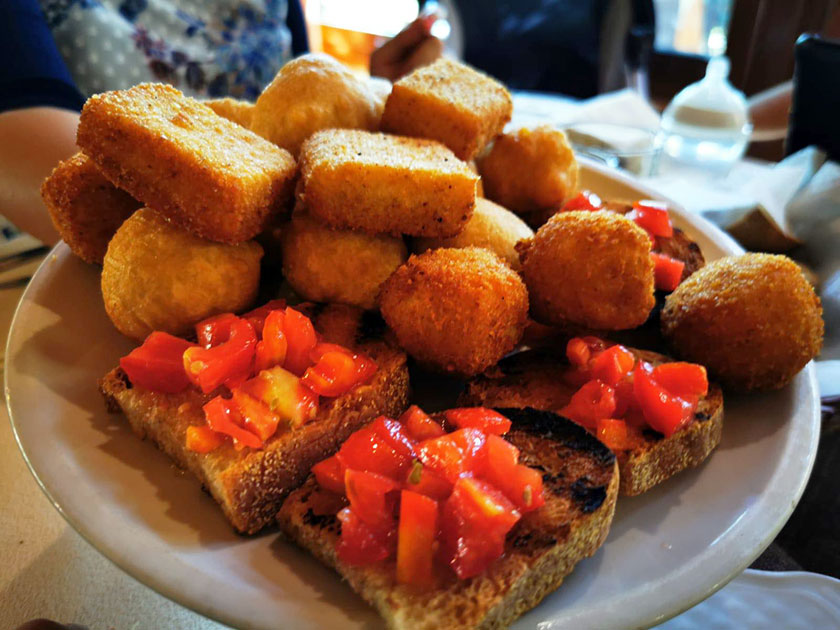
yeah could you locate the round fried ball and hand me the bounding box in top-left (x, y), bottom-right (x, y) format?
top-left (102, 209), bottom-right (262, 341)
top-left (282, 211), bottom-right (407, 310)
top-left (413, 197), bottom-right (533, 270)
top-left (379, 247), bottom-right (529, 376)
top-left (518, 210), bottom-right (655, 330)
top-left (251, 54), bottom-right (379, 157)
top-left (661, 253), bottom-right (823, 391)
top-left (477, 125), bottom-right (578, 215)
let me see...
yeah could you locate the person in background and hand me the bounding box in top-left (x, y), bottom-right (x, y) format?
top-left (0, 0), bottom-right (441, 246)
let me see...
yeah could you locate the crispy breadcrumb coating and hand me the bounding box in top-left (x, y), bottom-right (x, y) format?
top-left (518, 210), bottom-right (655, 330)
top-left (661, 253), bottom-right (823, 391)
top-left (204, 97), bottom-right (254, 128)
top-left (282, 211), bottom-right (407, 310)
top-left (379, 247), bottom-right (528, 376)
top-left (478, 126), bottom-right (578, 217)
top-left (102, 209), bottom-right (262, 341)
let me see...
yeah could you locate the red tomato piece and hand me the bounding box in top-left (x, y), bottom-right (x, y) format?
top-left (345, 469), bottom-right (401, 528)
top-left (400, 405), bottom-right (446, 441)
top-left (591, 344), bottom-right (636, 387)
top-left (371, 416), bottom-right (417, 460)
top-left (231, 389), bottom-right (280, 442)
top-left (396, 490), bottom-right (438, 588)
top-left (185, 425), bottom-right (225, 453)
top-left (301, 350), bottom-right (359, 397)
top-left (444, 408), bottom-right (512, 435)
top-left (203, 396), bottom-right (262, 449)
top-left (404, 461), bottom-right (453, 501)
top-left (283, 307), bottom-right (318, 376)
top-left (195, 312), bottom-right (239, 349)
top-left (183, 318), bottom-right (257, 394)
top-left (337, 425), bottom-right (410, 480)
top-left (559, 379), bottom-right (617, 429)
top-left (237, 365), bottom-right (318, 427)
top-left (651, 252), bottom-right (685, 292)
top-left (562, 190), bottom-right (603, 212)
top-left (482, 435), bottom-right (544, 512)
top-left (418, 428), bottom-right (487, 483)
top-left (312, 455), bottom-right (346, 495)
top-left (629, 200), bottom-right (673, 237)
top-left (633, 362), bottom-right (695, 437)
top-left (309, 342), bottom-right (378, 389)
top-left (254, 309), bottom-right (287, 373)
top-left (612, 377), bottom-right (636, 417)
top-left (336, 507), bottom-right (395, 566)
top-left (566, 337), bottom-right (592, 370)
top-left (440, 477), bottom-right (521, 579)
top-left (653, 362), bottom-right (709, 400)
top-left (241, 299), bottom-right (287, 337)
top-left (596, 418), bottom-right (631, 451)
top-left (119, 332), bottom-right (196, 394)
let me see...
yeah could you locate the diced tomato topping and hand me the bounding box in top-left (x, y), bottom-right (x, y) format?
top-left (482, 435), bottom-right (544, 512)
top-left (591, 344), bottom-right (636, 387)
top-left (652, 252), bottom-right (685, 292)
top-left (337, 425), bottom-right (411, 479)
top-left (301, 349), bottom-right (360, 397)
top-left (230, 389), bottom-right (280, 442)
top-left (404, 462), bottom-right (453, 501)
top-left (119, 331), bottom-right (196, 393)
top-left (283, 307), bottom-right (318, 376)
top-left (195, 313), bottom-right (239, 349)
top-left (400, 405), bottom-right (446, 441)
top-left (202, 396), bottom-right (263, 449)
top-left (185, 425), bottom-right (226, 453)
top-left (183, 318), bottom-right (257, 394)
top-left (596, 418), bottom-right (631, 451)
top-left (565, 336), bottom-right (609, 372)
top-left (345, 469), bottom-right (400, 528)
top-left (562, 190), bottom-right (603, 212)
top-left (612, 377), bottom-right (637, 417)
top-left (418, 428), bottom-right (487, 483)
top-left (336, 507), bottom-right (394, 566)
top-left (371, 416), bottom-right (417, 460)
top-left (559, 379), bottom-right (617, 429)
top-left (312, 455), bottom-right (346, 495)
top-left (633, 362), bottom-right (694, 437)
top-left (629, 200), bottom-right (673, 238)
top-left (440, 477), bottom-right (520, 579)
top-left (237, 365), bottom-right (318, 427)
top-left (254, 309), bottom-right (288, 373)
top-left (444, 408), bottom-right (512, 435)
top-left (653, 362), bottom-right (709, 401)
top-left (397, 490), bottom-right (438, 588)
top-left (241, 299), bottom-right (287, 337)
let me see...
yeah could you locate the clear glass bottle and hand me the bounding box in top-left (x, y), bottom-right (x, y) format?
top-left (656, 56), bottom-right (752, 173)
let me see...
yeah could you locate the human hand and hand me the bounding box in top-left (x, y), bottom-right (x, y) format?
top-left (370, 16), bottom-right (443, 82)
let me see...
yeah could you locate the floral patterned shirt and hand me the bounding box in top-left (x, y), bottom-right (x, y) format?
top-left (38, 0), bottom-right (302, 100)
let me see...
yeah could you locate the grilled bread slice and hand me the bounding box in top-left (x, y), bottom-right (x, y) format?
top-left (460, 349), bottom-right (723, 496)
top-left (100, 305), bottom-right (409, 534)
top-left (278, 407), bottom-right (619, 630)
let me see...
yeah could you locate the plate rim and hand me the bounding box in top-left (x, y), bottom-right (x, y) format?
top-left (6, 158), bottom-right (821, 630)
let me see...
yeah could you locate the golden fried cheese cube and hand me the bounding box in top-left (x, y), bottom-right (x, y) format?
top-left (41, 152), bottom-right (141, 264)
top-left (299, 129), bottom-right (477, 237)
top-left (204, 97), bottom-right (255, 128)
top-left (381, 58), bottom-right (513, 161)
top-left (77, 83), bottom-right (296, 244)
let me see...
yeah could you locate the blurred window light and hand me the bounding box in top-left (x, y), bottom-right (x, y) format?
top-left (653, 0), bottom-right (733, 56)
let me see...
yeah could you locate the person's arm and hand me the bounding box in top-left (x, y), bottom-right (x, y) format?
top-left (0, 107), bottom-right (79, 245)
top-left (370, 17), bottom-right (443, 82)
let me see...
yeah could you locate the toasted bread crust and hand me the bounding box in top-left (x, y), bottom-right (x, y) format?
top-left (278, 409), bottom-right (618, 630)
top-left (460, 348), bottom-right (724, 496)
top-left (100, 306), bottom-right (409, 534)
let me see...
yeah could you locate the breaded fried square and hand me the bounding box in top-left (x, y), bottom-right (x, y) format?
top-left (41, 152), bottom-right (141, 264)
top-left (299, 129), bottom-right (477, 237)
top-left (381, 58), bottom-right (513, 161)
top-left (77, 83), bottom-right (296, 244)
top-left (204, 97), bottom-right (255, 129)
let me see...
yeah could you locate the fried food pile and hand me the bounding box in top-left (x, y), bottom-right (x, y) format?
top-left (41, 52), bottom-right (823, 390)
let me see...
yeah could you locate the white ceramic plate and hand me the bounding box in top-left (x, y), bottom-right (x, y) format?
top-left (655, 570), bottom-right (840, 630)
top-left (7, 160), bottom-right (821, 630)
